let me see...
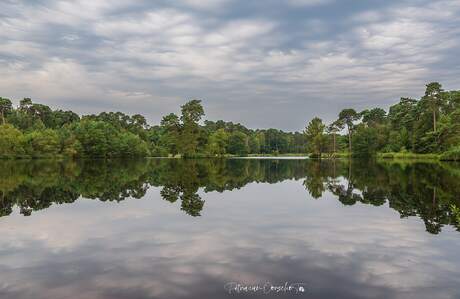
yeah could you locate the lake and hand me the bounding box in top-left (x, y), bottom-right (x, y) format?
top-left (0, 158), bottom-right (459, 299)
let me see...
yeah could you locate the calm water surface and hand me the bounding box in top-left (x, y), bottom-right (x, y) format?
top-left (0, 158), bottom-right (459, 299)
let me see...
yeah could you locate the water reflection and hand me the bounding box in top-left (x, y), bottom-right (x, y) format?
top-left (1, 158), bottom-right (459, 234)
top-left (1, 158), bottom-right (460, 299)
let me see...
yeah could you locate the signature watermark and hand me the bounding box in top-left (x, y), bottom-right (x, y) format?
top-left (224, 282), bottom-right (307, 295)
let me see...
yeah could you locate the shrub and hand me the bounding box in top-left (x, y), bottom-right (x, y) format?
top-left (440, 147), bottom-right (460, 161)
top-left (380, 152), bottom-right (394, 159)
top-left (0, 124), bottom-right (25, 158)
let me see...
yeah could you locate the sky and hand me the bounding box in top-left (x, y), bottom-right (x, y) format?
top-left (0, 0), bottom-right (459, 131)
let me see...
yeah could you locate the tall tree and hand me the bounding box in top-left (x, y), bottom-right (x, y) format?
top-left (327, 120), bottom-right (343, 154)
top-left (227, 131), bottom-right (249, 155)
top-left (160, 113), bottom-right (181, 156)
top-left (305, 117), bottom-right (326, 157)
top-left (423, 82), bottom-right (444, 133)
top-left (361, 108), bottom-right (387, 127)
top-left (180, 100), bottom-right (205, 157)
top-left (338, 109), bottom-right (360, 153)
top-left (207, 129), bottom-right (229, 155)
top-left (0, 98), bottom-right (13, 124)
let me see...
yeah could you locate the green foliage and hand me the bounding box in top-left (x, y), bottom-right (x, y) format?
top-left (352, 125), bottom-right (378, 157)
top-left (248, 134), bottom-right (261, 154)
top-left (440, 147), bottom-right (460, 161)
top-left (0, 97), bottom-right (13, 124)
top-left (58, 128), bottom-right (82, 157)
top-left (305, 117), bottom-right (326, 157)
top-left (361, 108), bottom-right (386, 126)
top-left (338, 108), bottom-right (360, 153)
top-left (23, 129), bottom-right (60, 158)
top-left (207, 129), bottom-right (229, 156)
top-left (0, 124), bottom-right (25, 158)
top-left (227, 131), bottom-right (249, 156)
top-left (378, 152), bottom-right (440, 160)
top-left (73, 120), bottom-right (149, 157)
top-left (73, 120), bottom-right (118, 157)
top-left (1, 82), bottom-right (458, 159)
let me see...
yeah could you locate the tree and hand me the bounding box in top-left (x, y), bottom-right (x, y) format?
top-left (338, 109), bottom-right (360, 153)
top-left (388, 98), bottom-right (418, 150)
top-left (305, 117), bottom-right (326, 157)
top-left (361, 108), bottom-right (386, 127)
top-left (423, 82), bottom-right (444, 133)
top-left (51, 110), bottom-right (80, 128)
top-left (0, 98), bottom-right (13, 124)
top-left (352, 125), bottom-right (378, 157)
top-left (19, 98), bottom-right (33, 113)
top-left (160, 113), bottom-right (181, 156)
top-left (227, 131), bottom-right (249, 155)
top-left (180, 100), bottom-right (205, 157)
top-left (0, 124), bottom-right (25, 157)
top-left (23, 129), bottom-right (60, 157)
top-left (327, 120), bottom-right (343, 154)
top-left (115, 131), bottom-right (150, 157)
top-left (248, 134), bottom-right (261, 154)
top-left (180, 100), bottom-right (205, 124)
top-left (58, 127), bottom-right (82, 157)
top-left (73, 120), bottom-right (119, 157)
top-left (207, 129), bottom-right (229, 156)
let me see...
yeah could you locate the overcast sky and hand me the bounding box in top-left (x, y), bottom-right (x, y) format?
top-left (1, 0), bottom-right (459, 131)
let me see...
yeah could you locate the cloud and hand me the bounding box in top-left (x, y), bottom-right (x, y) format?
top-left (0, 0), bottom-right (459, 130)
top-left (287, 0), bottom-right (335, 7)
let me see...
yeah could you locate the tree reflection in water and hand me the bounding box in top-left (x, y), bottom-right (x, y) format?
top-left (0, 158), bottom-right (459, 234)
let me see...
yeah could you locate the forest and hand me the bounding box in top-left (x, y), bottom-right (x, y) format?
top-left (0, 82), bottom-right (459, 159)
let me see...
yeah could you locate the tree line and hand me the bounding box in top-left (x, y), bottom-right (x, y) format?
top-left (305, 82), bottom-right (460, 159)
top-left (0, 98), bottom-right (307, 158)
top-left (0, 81), bottom-right (459, 159)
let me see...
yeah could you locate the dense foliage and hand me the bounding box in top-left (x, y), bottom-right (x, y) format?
top-left (0, 97), bottom-right (307, 158)
top-left (306, 82), bottom-right (460, 158)
top-left (0, 81), bottom-right (458, 158)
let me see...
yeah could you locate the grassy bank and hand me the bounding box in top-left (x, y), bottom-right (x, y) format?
top-left (247, 153), bottom-right (308, 157)
top-left (440, 147), bottom-right (460, 161)
top-left (377, 152), bottom-right (440, 160)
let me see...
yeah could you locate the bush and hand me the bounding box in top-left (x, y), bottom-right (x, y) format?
top-left (0, 124), bottom-right (26, 158)
top-left (440, 147), bottom-right (460, 161)
top-left (380, 152), bottom-right (394, 159)
top-left (23, 129), bottom-right (60, 158)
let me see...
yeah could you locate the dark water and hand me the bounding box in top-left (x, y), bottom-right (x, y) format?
top-left (0, 158), bottom-right (460, 299)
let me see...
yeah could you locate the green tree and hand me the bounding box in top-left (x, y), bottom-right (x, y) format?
top-left (227, 131), bottom-right (249, 156)
top-left (248, 134), bottom-right (261, 154)
top-left (0, 124), bottom-right (25, 158)
top-left (327, 120), bottom-right (343, 154)
top-left (207, 129), bottom-right (229, 156)
top-left (422, 82), bottom-right (444, 133)
top-left (0, 98), bottom-right (13, 125)
top-left (305, 117), bottom-right (326, 157)
top-left (352, 125), bottom-right (378, 157)
top-left (23, 129), bottom-right (60, 157)
top-left (58, 128), bottom-right (82, 157)
top-left (338, 109), bottom-right (360, 153)
top-left (73, 120), bottom-right (119, 157)
top-left (388, 98), bottom-right (418, 151)
top-left (160, 113), bottom-right (181, 156)
top-left (361, 108), bottom-right (386, 127)
top-left (180, 100), bottom-right (205, 157)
